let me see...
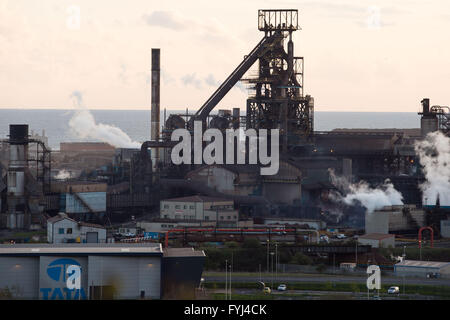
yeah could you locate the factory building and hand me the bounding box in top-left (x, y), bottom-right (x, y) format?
top-left (0, 244), bottom-right (205, 300)
top-left (395, 260), bottom-right (450, 278)
top-left (365, 205), bottom-right (426, 234)
top-left (47, 213), bottom-right (106, 244)
top-left (185, 160), bottom-right (302, 205)
top-left (358, 233), bottom-right (395, 248)
top-left (160, 195), bottom-right (238, 226)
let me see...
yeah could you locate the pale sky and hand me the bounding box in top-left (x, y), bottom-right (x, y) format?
top-left (1, 0), bottom-right (450, 112)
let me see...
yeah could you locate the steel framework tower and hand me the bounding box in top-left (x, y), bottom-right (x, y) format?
top-left (244, 10), bottom-right (314, 153)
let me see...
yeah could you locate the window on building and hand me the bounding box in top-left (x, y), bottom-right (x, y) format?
top-left (162, 224), bottom-right (167, 228)
top-left (220, 216), bottom-right (224, 220)
top-left (164, 204), bottom-right (169, 209)
top-left (67, 228), bottom-right (72, 234)
top-left (227, 216), bottom-right (231, 220)
top-left (190, 205), bottom-right (195, 209)
top-left (164, 215), bottom-right (168, 219)
top-left (58, 228), bottom-right (64, 234)
top-left (205, 216), bottom-right (209, 220)
top-left (184, 205), bottom-right (187, 209)
top-left (175, 205), bottom-right (181, 209)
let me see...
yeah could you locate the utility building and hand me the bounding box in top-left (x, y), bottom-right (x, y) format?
top-left (47, 213), bottom-right (106, 244)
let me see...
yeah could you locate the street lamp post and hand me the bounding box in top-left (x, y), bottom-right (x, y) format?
top-left (266, 239), bottom-right (270, 276)
top-left (230, 252), bottom-right (233, 300)
top-left (225, 259), bottom-right (228, 300)
top-left (275, 242), bottom-right (278, 280)
top-left (403, 246), bottom-right (406, 295)
top-left (270, 252), bottom-right (274, 290)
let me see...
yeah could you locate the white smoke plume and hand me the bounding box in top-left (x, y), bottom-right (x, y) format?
top-left (414, 131), bottom-right (450, 206)
top-left (54, 169), bottom-right (72, 180)
top-left (329, 169), bottom-right (404, 213)
top-left (68, 91), bottom-right (141, 149)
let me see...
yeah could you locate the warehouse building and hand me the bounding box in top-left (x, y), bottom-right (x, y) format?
top-left (47, 213), bottom-right (106, 244)
top-left (395, 260), bottom-right (450, 278)
top-left (0, 244), bottom-right (205, 300)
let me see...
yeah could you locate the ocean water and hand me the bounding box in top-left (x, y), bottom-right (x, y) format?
top-left (0, 109), bottom-right (420, 149)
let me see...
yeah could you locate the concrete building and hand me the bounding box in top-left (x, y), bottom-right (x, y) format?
top-left (47, 213), bottom-right (106, 244)
top-left (160, 195), bottom-right (238, 226)
top-left (185, 160), bottom-right (302, 205)
top-left (366, 205), bottom-right (426, 234)
top-left (395, 260), bottom-right (450, 278)
top-left (0, 244), bottom-right (205, 300)
top-left (358, 233), bottom-right (395, 248)
top-left (441, 220), bottom-right (450, 238)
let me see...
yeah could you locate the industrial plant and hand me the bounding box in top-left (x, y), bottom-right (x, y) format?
top-left (0, 9), bottom-right (450, 300)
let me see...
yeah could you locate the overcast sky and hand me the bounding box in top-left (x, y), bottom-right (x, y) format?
top-left (1, 0), bottom-right (449, 112)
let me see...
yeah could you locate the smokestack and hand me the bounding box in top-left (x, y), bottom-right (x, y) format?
top-left (151, 49), bottom-right (160, 142)
top-left (151, 49), bottom-right (160, 169)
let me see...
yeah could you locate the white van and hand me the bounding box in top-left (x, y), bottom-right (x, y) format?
top-left (388, 286), bottom-right (400, 294)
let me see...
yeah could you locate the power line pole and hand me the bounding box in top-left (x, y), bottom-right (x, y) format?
top-left (275, 242), bottom-right (278, 280)
top-left (225, 259), bottom-right (228, 300)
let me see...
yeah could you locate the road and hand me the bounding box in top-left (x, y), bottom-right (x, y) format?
top-left (203, 272), bottom-right (450, 286)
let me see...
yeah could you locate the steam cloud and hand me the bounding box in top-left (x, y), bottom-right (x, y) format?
top-left (329, 169), bottom-right (404, 213)
top-left (54, 169), bottom-right (72, 180)
top-left (414, 131), bottom-right (450, 206)
top-left (68, 91), bottom-right (141, 149)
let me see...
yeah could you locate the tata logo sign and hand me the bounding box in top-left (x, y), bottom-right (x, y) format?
top-left (40, 258), bottom-right (87, 300)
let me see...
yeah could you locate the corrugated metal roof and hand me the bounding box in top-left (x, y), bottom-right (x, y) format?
top-left (0, 243), bottom-right (162, 256)
top-left (395, 260), bottom-right (450, 269)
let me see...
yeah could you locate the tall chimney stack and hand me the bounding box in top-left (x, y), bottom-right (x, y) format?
top-left (151, 49), bottom-right (160, 169)
top-left (151, 49), bottom-right (160, 142)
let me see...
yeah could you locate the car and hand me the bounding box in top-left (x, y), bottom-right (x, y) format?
top-left (388, 286), bottom-right (400, 294)
top-left (277, 284), bottom-right (287, 291)
top-left (263, 287), bottom-right (271, 294)
top-left (336, 234), bottom-right (346, 239)
top-left (319, 235), bottom-right (330, 243)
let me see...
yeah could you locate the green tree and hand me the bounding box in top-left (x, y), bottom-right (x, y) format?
top-left (290, 252), bottom-right (313, 265)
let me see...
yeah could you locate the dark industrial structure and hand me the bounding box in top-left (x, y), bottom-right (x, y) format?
top-left (0, 8), bottom-right (449, 243)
